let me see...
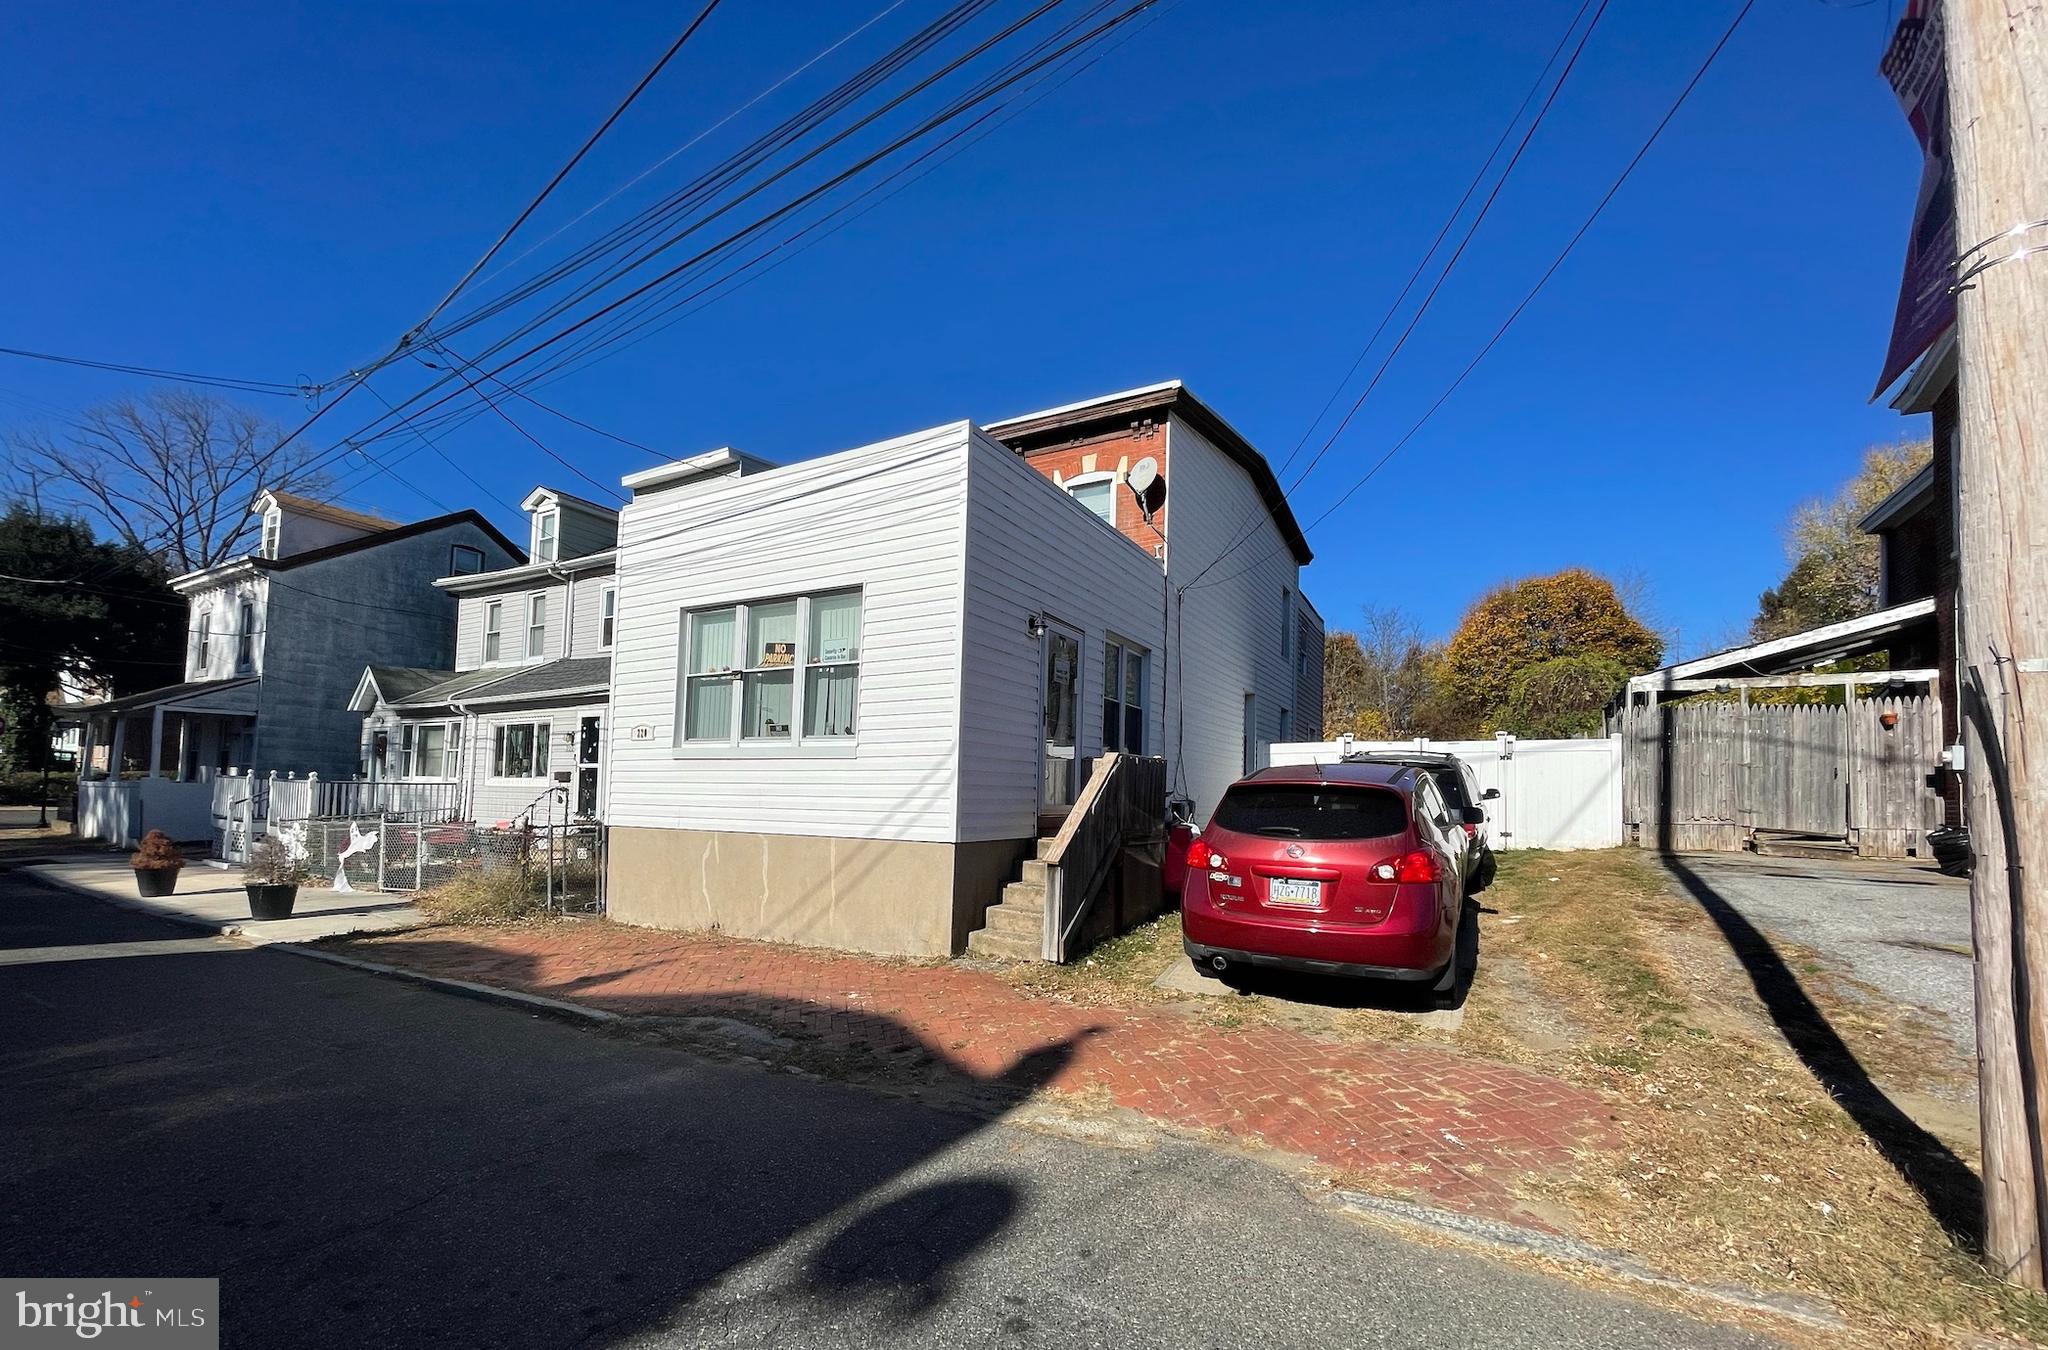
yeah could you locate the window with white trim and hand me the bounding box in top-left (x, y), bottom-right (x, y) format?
top-left (491, 720), bottom-right (550, 779)
top-left (449, 544), bottom-right (485, 575)
top-left (399, 721), bottom-right (461, 779)
top-left (600, 584), bottom-right (617, 649)
top-left (532, 510), bottom-right (559, 564)
top-left (1064, 474), bottom-right (1115, 526)
top-left (1102, 638), bottom-right (1147, 754)
top-left (261, 509), bottom-right (280, 560)
top-left (194, 610), bottom-right (211, 674)
top-left (679, 590), bottom-right (863, 745)
top-left (525, 592), bottom-right (548, 659)
top-left (482, 600), bottom-right (504, 663)
top-left (236, 598), bottom-right (255, 671)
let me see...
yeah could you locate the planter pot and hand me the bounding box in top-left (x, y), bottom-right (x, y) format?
top-left (134, 867), bottom-right (180, 898)
top-left (245, 883), bottom-right (300, 920)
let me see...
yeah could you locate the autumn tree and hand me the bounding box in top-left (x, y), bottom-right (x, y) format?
top-left (1436, 568), bottom-right (1663, 736)
top-left (1499, 654), bottom-right (1632, 738)
top-left (1322, 606), bottom-right (1441, 738)
top-left (7, 389), bottom-right (329, 575)
top-left (1751, 438), bottom-right (1932, 640)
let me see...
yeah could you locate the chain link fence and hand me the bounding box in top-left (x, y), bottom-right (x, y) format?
top-left (286, 814), bottom-right (604, 915)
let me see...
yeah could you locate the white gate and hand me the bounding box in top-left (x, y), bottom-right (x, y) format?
top-left (1266, 734), bottom-right (1623, 851)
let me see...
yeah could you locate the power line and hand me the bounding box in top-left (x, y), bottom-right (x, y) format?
top-left (418, 344), bottom-right (630, 503)
top-left (1193, 0), bottom-right (1760, 596)
top-left (404, 0), bottom-right (727, 342)
top-left (1183, 0), bottom-right (1612, 592)
top-left (297, 1), bottom-right (1161, 483)
top-left (0, 345), bottom-right (304, 396)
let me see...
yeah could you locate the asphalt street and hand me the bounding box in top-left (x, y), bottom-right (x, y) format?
top-left (0, 871), bottom-right (1778, 1349)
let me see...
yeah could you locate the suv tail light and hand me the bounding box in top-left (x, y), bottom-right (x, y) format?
top-left (1187, 834), bottom-right (1226, 873)
top-left (1369, 849), bottom-right (1442, 883)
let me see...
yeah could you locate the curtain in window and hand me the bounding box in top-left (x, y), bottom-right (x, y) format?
top-left (804, 591), bottom-right (861, 737)
top-left (742, 601), bottom-right (797, 738)
top-left (683, 607), bottom-right (736, 740)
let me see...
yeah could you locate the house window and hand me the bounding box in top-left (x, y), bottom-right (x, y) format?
top-left (533, 510), bottom-right (559, 564)
top-left (600, 585), bottom-right (617, 649)
top-left (450, 544), bottom-right (485, 576)
top-left (679, 590), bottom-right (863, 745)
top-left (1102, 638), bottom-right (1147, 754)
top-left (194, 611), bottom-right (211, 673)
top-left (491, 721), bottom-right (550, 779)
top-left (803, 589), bottom-right (861, 738)
top-left (400, 721), bottom-right (460, 779)
top-left (1065, 476), bottom-right (1115, 527)
top-left (261, 509), bottom-right (280, 560)
top-left (525, 593), bottom-right (548, 659)
top-left (483, 600), bottom-right (503, 663)
top-left (236, 599), bottom-right (255, 671)
top-left (1280, 587), bottom-right (1292, 661)
top-left (1279, 707), bottom-right (1292, 743)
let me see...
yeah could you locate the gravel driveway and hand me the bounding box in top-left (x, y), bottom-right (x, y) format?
top-left (1655, 851), bottom-right (1975, 1058)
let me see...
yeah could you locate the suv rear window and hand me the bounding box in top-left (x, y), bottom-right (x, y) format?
top-left (1211, 785), bottom-right (1410, 841)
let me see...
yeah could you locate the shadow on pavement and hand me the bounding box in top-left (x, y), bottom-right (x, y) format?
top-left (1659, 852), bottom-right (1985, 1250)
top-left (0, 899), bottom-right (1090, 1349)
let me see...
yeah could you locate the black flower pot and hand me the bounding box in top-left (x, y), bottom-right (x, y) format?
top-left (245, 883), bottom-right (300, 920)
top-left (134, 867), bottom-right (180, 898)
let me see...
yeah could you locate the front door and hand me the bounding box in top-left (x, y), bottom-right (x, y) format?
top-left (575, 715), bottom-right (603, 818)
top-left (1039, 620), bottom-right (1082, 815)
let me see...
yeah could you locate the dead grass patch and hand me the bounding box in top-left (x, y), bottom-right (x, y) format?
top-left (412, 864), bottom-right (557, 926)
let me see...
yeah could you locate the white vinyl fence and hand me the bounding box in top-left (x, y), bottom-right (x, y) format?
top-left (1266, 734), bottom-right (1623, 851)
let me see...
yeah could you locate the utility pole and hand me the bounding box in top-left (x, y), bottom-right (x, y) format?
top-left (1947, 0), bottom-right (2048, 1289)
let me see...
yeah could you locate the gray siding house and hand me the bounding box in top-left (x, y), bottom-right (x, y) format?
top-left (71, 490), bottom-right (522, 844)
top-left (350, 481), bottom-right (700, 823)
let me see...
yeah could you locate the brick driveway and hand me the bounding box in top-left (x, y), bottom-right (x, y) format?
top-left (337, 922), bottom-right (1613, 1223)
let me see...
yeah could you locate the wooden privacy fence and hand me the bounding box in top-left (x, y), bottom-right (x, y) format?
top-left (1620, 691), bottom-right (1942, 857)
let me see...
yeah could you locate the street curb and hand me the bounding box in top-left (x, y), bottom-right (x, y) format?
top-left (273, 944), bottom-right (624, 1025)
top-left (1320, 1189), bottom-right (1846, 1330)
top-left (3, 860), bottom-right (619, 1028)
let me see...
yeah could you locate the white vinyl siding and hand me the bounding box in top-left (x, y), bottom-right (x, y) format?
top-left (607, 422), bottom-right (971, 842)
top-left (954, 432), bottom-right (1166, 843)
top-left (1162, 416), bottom-right (1310, 818)
top-left (455, 576), bottom-right (586, 669)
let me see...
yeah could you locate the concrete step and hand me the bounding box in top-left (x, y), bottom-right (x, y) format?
top-left (1020, 858), bottom-right (1050, 886)
top-left (982, 902), bottom-right (1042, 939)
top-left (967, 927), bottom-right (1041, 961)
top-left (1001, 880), bottom-right (1045, 910)
top-left (1035, 837), bottom-right (1058, 860)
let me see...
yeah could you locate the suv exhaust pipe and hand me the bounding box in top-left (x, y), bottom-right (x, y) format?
top-left (1210, 955), bottom-right (1229, 973)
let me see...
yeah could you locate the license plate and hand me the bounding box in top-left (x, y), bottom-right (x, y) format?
top-left (1268, 877), bottom-right (1322, 906)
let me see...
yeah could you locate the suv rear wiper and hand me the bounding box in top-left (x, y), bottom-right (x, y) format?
top-left (1254, 826), bottom-right (1303, 837)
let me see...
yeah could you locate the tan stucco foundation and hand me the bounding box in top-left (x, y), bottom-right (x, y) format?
top-left (608, 826), bottom-right (1033, 958)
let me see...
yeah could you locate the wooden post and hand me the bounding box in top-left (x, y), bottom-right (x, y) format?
top-left (1948, 0), bottom-right (2048, 1287)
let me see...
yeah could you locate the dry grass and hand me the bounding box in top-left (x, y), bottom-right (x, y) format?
top-left (999, 852), bottom-right (2048, 1345)
top-left (413, 864), bottom-right (555, 926)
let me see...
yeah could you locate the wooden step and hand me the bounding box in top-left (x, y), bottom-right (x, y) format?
top-left (966, 927), bottom-right (1040, 961)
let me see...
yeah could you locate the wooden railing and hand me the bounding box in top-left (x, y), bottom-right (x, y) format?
top-left (1040, 753), bottom-right (1168, 963)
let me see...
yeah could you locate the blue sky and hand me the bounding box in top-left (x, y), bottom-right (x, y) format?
top-left (1, 0), bottom-right (1924, 656)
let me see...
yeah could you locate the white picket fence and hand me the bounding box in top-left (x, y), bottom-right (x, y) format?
top-left (1266, 734), bottom-right (1624, 851)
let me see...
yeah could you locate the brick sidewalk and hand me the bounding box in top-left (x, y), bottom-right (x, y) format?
top-left (338, 922), bottom-right (1614, 1223)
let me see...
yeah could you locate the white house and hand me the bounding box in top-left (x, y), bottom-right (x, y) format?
top-left (68, 490), bottom-right (521, 846)
top-left (603, 381), bottom-right (1320, 958)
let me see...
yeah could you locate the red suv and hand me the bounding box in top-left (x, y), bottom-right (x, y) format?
top-left (1181, 761), bottom-right (1476, 992)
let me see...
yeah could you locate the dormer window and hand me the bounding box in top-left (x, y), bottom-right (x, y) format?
top-left (261, 508), bottom-right (281, 559)
top-left (533, 510), bottom-right (559, 564)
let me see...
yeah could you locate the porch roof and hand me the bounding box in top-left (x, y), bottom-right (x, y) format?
top-left (55, 676), bottom-right (258, 719)
top-left (1626, 597), bottom-right (1938, 694)
top-left (456, 656), bottom-right (611, 706)
top-left (351, 664), bottom-right (516, 713)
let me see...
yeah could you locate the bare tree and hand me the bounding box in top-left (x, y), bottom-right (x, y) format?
top-left (6, 389), bottom-right (330, 574)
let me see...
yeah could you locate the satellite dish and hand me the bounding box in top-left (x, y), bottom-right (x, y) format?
top-left (1128, 457), bottom-right (1160, 494)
